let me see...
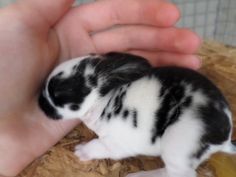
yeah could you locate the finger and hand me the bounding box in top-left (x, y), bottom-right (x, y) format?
top-left (128, 50), bottom-right (201, 69)
top-left (16, 0), bottom-right (74, 28)
top-left (70, 0), bottom-right (180, 32)
top-left (92, 26), bottom-right (201, 54)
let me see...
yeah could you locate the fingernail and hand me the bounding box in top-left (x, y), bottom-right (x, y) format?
top-left (157, 3), bottom-right (180, 26)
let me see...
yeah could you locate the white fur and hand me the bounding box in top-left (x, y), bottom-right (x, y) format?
top-left (192, 90), bottom-right (208, 105)
top-left (95, 77), bottom-right (163, 157)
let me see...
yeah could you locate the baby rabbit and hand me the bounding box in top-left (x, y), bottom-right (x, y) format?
top-left (39, 52), bottom-right (235, 177)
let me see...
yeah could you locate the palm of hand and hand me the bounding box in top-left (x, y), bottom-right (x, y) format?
top-left (0, 0), bottom-right (200, 176)
top-left (0, 3), bottom-right (79, 176)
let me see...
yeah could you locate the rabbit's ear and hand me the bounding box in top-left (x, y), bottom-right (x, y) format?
top-left (95, 52), bottom-right (152, 96)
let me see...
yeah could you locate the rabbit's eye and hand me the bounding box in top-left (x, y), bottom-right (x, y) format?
top-left (70, 104), bottom-right (79, 111)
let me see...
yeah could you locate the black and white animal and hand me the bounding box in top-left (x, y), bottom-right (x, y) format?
top-left (39, 52), bottom-right (236, 177)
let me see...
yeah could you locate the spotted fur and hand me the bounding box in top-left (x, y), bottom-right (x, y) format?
top-left (39, 52), bottom-right (235, 177)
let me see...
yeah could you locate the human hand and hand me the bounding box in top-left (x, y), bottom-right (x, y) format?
top-left (0, 0), bottom-right (200, 176)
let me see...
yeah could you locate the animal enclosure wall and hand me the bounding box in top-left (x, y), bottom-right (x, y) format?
top-left (172, 0), bottom-right (236, 46)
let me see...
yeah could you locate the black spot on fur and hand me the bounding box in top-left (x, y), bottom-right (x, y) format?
top-left (75, 59), bottom-right (87, 73)
top-left (123, 109), bottom-right (129, 119)
top-left (151, 87), bottom-right (183, 144)
top-left (113, 97), bottom-right (122, 115)
top-left (133, 110), bottom-right (138, 127)
top-left (120, 91), bottom-right (126, 98)
top-left (88, 75), bottom-right (97, 87)
top-left (107, 113), bottom-right (112, 120)
top-left (198, 103), bottom-right (231, 145)
top-left (193, 144), bottom-right (209, 159)
top-left (100, 98), bottom-right (113, 120)
top-left (101, 109), bottom-right (106, 118)
top-left (159, 87), bottom-right (166, 97)
top-left (72, 65), bottom-right (77, 71)
top-left (113, 91), bottom-right (126, 115)
top-left (182, 96), bottom-right (192, 107)
top-left (114, 95), bottom-right (119, 107)
top-left (170, 85), bottom-right (185, 101)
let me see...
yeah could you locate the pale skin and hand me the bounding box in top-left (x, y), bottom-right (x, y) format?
top-left (0, 0), bottom-right (201, 176)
